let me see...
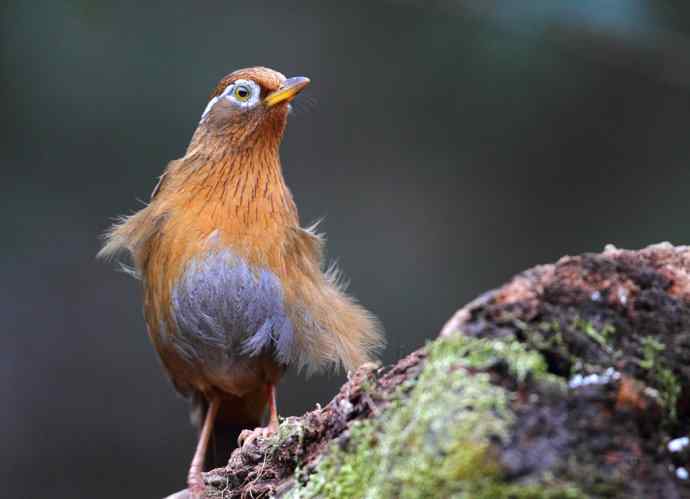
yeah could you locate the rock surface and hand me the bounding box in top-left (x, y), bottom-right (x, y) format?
top-left (175, 243), bottom-right (690, 498)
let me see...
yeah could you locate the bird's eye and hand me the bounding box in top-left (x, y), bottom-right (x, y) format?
top-left (233, 85), bottom-right (251, 102)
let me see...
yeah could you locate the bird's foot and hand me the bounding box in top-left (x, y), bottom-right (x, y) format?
top-left (238, 423), bottom-right (278, 448)
top-left (187, 473), bottom-right (206, 499)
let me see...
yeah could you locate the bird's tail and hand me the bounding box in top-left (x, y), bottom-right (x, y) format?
top-left (285, 225), bottom-right (386, 374)
top-left (190, 390), bottom-right (268, 470)
top-left (289, 267), bottom-right (385, 375)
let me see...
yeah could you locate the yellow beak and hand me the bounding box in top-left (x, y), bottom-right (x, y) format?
top-left (264, 76), bottom-right (310, 107)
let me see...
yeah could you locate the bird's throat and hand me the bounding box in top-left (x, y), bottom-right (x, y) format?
top-left (181, 129), bottom-right (298, 230)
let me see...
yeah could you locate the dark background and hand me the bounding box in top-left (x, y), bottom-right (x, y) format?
top-left (5, 1), bottom-right (690, 497)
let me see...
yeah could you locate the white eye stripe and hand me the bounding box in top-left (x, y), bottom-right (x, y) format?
top-left (199, 79), bottom-right (261, 123)
top-left (200, 95), bottom-right (220, 122)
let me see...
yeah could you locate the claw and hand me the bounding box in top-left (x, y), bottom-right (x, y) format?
top-left (238, 386), bottom-right (280, 448)
top-left (237, 425), bottom-right (277, 448)
top-left (237, 428), bottom-right (255, 447)
top-left (187, 477), bottom-right (206, 499)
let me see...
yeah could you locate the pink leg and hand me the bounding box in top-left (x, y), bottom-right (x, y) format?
top-left (187, 396), bottom-right (220, 498)
top-left (266, 383), bottom-right (279, 432)
top-left (238, 384), bottom-right (279, 447)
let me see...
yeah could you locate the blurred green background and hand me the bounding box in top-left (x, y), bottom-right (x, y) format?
top-left (5, 1), bottom-right (690, 497)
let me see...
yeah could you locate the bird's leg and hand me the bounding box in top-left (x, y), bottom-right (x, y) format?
top-left (267, 382), bottom-right (279, 432)
top-left (238, 383), bottom-right (279, 447)
top-left (188, 395), bottom-right (220, 498)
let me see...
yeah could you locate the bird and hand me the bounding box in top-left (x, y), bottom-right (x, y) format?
top-left (98, 66), bottom-right (384, 497)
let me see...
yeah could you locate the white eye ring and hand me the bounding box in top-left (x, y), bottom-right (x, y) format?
top-left (224, 79), bottom-right (261, 109)
top-left (199, 79), bottom-right (261, 122)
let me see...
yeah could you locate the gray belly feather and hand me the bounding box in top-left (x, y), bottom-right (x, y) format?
top-left (170, 250), bottom-right (294, 365)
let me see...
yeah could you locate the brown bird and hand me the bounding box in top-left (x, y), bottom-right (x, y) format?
top-left (99, 67), bottom-right (383, 496)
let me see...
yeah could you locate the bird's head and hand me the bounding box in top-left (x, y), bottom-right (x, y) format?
top-left (197, 66), bottom-right (309, 148)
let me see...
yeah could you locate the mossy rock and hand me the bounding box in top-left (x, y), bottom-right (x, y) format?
top-left (198, 244), bottom-right (690, 499)
top-left (286, 334), bottom-right (580, 499)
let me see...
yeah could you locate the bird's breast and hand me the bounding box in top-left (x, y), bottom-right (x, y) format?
top-left (166, 248), bottom-right (295, 370)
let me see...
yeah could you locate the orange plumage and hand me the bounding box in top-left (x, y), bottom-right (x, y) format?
top-left (99, 67), bottom-right (383, 496)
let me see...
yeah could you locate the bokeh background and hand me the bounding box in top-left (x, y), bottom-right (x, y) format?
top-left (5, 1), bottom-right (690, 497)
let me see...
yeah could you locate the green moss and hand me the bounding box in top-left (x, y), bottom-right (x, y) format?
top-left (638, 336), bottom-right (665, 370)
top-left (637, 336), bottom-right (681, 419)
top-left (286, 334), bottom-right (581, 499)
top-left (574, 318), bottom-right (616, 354)
top-left (525, 319), bottom-right (680, 421)
top-left (523, 320), bottom-right (576, 373)
top-left (267, 418), bottom-right (306, 454)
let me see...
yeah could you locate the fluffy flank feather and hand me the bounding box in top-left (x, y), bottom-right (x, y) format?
top-left (285, 225), bottom-right (384, 374)
top-left (97, 215), bottom-right (134, 261)
top-left (97, 206), bottom-right (164, 273)
top-left (321, 276), bottom-right (384, 372)
top-left (324, 260), bottom-right (350, 293)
